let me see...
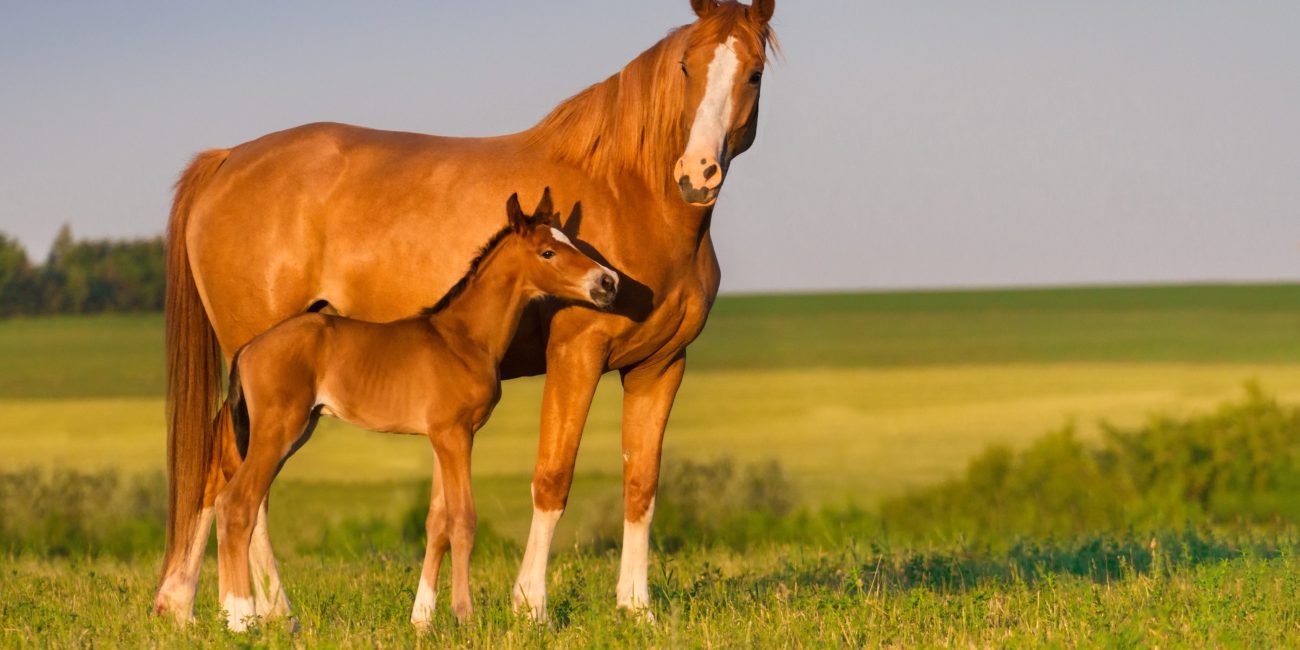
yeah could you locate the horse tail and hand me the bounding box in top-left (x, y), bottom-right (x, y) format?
top-left (161, 149), bottom-right (229, 580)
top-left (226, 349), bottom-right (251, 460)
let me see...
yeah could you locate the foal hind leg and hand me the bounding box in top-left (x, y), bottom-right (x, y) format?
top-left (213, 402), bottom-right (294, 622)
top-left (411, 455), bottom-right (451, 629)
top-left (217, 407), bottom-right (308, 631)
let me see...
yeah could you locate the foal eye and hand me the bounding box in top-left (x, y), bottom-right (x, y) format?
top-left (541, 250), bottom-right (556, 260)
top-left (748, 71), bottom-right (762, 85)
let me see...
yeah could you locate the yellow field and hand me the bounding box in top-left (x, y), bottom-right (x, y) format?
top-left (6, 362), bottom-right (1299, 540)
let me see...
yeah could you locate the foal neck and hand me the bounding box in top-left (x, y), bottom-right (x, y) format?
top-left (427, 242), bottom-right (532, 366)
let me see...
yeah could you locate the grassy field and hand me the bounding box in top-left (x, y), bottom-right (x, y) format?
top-left (3, 283), bottom-right (1300, 646)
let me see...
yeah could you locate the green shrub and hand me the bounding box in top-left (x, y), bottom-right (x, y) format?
top-left (877, 385), bottom-right (1300, 544)
top-left (586, 457), bottom-right (798, 553)
top-left (0, 468), bottom-right (165, 558)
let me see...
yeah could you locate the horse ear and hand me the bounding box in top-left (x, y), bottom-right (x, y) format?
top-left (505, 193), bottom-right (527, 231)
top-left (533, 187), bottom-right (554, 224)
top-left (690, 0), bottom-right (718, 18)
top-left (750, 0), bottom-right (774, 24)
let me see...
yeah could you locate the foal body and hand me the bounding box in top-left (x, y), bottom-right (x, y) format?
top-left (217, 194), bottom-right (616, 630)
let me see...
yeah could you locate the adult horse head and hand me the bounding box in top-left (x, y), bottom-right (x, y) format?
top-left (675, 0), bottom-right (776, 205)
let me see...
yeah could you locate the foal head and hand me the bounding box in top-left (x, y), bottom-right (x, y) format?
top-left (505, 189), bottom-right (619, 309)
top-left (675, 0), bottom-right (776, 206)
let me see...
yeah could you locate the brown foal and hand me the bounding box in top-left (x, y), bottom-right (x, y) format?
top-left (215, 192), bottom-right (617, 630)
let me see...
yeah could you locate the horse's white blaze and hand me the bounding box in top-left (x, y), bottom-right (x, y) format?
top-left (513, 505), bottom-right (563, 620)
top-left (616, 497), bottom-right (656, 615)
top-left (410, 576), bottom-right (436, 625)
top-left (683, 37), bottom-right (741, 164)
top-left (222, 594), bottom-right (256, 632)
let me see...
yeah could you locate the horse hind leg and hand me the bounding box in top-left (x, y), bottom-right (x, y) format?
top-left (153, 406), bottom-right (229, 622)
top-left (249, 500), bottom-right (293, 623)
top-left (411, 456), bottom-right (451, 629)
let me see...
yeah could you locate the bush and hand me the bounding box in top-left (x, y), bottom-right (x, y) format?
top-left (0, 469), bottom-right (166, 558)
top-left (877, 385), bottom-right (1300, 544)
top-left (587, 457), bottom-right (799, 553)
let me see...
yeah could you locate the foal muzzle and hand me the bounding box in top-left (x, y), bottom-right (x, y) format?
top-left (589, 271), bottom-right (619, 308)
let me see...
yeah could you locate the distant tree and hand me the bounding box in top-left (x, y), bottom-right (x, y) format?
top-left (0, 224), bottom-right (167, 317)
top-left (0, 234), bottom-right (36, 316)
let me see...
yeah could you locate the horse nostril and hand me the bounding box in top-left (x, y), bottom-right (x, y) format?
top-left (703, 164), bottom-right (718, 181)
top-left (601, 274), bottom-right (616, 292)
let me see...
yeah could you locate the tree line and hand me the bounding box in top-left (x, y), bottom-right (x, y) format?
top-left (0, 225), bottom-right (164, 317)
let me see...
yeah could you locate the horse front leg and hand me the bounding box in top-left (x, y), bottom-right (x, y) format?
top-left (411, 455), bottom-right (450, 629)
top-left (616, 353), bottom-right (685, 619)
top-left (512, 340), bottom-right (607, 621)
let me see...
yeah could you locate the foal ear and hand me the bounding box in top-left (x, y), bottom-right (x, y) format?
top-left (690, 0), bottom-right (718, 19)
top-left (750, 0), bottom-right (774, 24)
top-left (505, 192), bottom-right (527, 232)
top-left (533, 187), bottom-right (554, 224)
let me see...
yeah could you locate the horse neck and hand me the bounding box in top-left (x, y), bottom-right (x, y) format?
top-left (430, 245), bottom-right (531, 366)
top-left (525, 28), bottom-right (689, 200)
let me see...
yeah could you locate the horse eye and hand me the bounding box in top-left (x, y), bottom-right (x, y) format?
top-left (541, 250), bottom-right (556, 260)
top-left (680, 61), bottom-right (689, 77)
top-left (749, 71), bottom-right (762, 86)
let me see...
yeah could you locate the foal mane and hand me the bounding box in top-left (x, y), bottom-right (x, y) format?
top-left (527, 2), bottom-right (777, 192)
top-left (419, 225), bottom-right (514, 316)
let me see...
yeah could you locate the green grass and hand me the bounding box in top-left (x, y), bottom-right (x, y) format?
top-left (7, 542), bottom-right (1300, 648)
top-left (5, 284), bottom-right (1300, 646)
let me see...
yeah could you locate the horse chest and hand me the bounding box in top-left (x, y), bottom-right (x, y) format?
top-left (608, 281), bottom-right (715, 369)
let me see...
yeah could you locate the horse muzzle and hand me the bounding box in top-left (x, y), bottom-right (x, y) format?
top-left (675, 156), bottom-right (724, 206)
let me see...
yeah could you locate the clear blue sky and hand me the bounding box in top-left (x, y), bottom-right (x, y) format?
top-left (1, 1), bottom-right (1296, 292)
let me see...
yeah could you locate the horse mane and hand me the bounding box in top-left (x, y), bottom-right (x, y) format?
top-left (526, 2), bottom-right (777, 193)
top-left (419, 225), bottom-right (514, 316)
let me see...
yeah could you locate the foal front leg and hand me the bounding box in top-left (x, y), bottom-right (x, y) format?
top-left (431, 427), bottom-right (476, 622)
top-left (411, 456), bottom-right (450, 629)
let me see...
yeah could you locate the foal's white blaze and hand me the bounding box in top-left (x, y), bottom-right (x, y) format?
top-left (410, 576), bottom-right (436, 626)
top-left (616, 496), bottom-right (656, 617)
top-left (549, 227), bottom-right (574, 247)
top-left (683, 37), bottom-right (742, 166)
top-left (222, 593), bottom-right (256, 632)
top-left (513, 505), bottom-right (563, 620)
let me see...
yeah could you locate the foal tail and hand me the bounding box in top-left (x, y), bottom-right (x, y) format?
top-left (226, 349), bottom-right (251, 460)
top-left (160, 149), bottom-right (229, 583)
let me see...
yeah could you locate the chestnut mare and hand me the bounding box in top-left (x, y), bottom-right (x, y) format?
top-left (218, 193), bottom-right (616, 630)
top-left (155, 0), bottom-right (777, 624)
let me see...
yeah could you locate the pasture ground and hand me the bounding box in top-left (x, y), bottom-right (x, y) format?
top-left (3, 283), bottom-right (1300, 646)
